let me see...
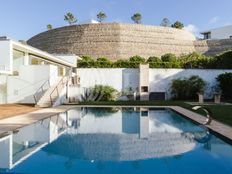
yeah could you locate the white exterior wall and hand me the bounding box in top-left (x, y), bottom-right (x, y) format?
top-left (77, 68), bottom-right (139, 91)
top-left (74, 68), bottom-right (232, 100)
top-left (210, 25), bottom-right (232, 39)
top-left (7, 65), bottom-right (58, 103)
top-left (0, 75), bottom-right (7, 104)
top-left (0, 40), bottom-right (12, 74)
top-left (149, 69), bottom-right (232, 99)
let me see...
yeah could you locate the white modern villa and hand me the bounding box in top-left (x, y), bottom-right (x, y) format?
top-left (201, 25), bottom-right (232, 40)
top-left (0, 36), bottom-right (79, 107)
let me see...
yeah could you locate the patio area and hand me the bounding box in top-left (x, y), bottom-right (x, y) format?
top-left (0, 104), bottom-right (40, 120)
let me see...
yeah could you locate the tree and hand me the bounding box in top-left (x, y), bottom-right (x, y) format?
top-left (160, 18), bottom-right (171, 27)
top-left (47, 24), bottom-right (53, 30)
top-left (97, 12), bottom-right (107, 22)
top-left (171, 21), bottom-right (184, 29)
top-left (64, 12), bottom-right (77, 25)
top-left (131, 13), bottom-right (142, 24)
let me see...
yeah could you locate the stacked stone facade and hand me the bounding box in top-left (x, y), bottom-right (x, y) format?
top-left (27, 23), bottom-right (232, 60)
top-left (194, 39), bottom-right (232, 56)
top-left (28, 23), bottom-right (196, 60)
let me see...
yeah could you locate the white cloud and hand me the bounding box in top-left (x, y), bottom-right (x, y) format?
top-left (209, 16), bottom-right (220, 24)
top-left (184, 24), bottom-right (199, 35)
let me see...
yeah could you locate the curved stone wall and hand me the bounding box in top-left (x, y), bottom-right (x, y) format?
top-left (194, 39), bottom-right (232, 56)
top-left (27, 23), bottom-right (196, 60)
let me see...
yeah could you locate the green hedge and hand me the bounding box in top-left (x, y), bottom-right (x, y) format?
top-left (77, 50), bottom-right (232, 69)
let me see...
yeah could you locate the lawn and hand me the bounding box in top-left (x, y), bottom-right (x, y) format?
top-left (74, 101), bottom-right (232, 127)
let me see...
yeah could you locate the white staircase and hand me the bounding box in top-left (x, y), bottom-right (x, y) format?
top-left (35, 76), bottom-right (70, 108)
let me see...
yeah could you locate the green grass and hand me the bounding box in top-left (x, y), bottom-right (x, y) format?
top-left (71, 100), bottom-right (232, 127)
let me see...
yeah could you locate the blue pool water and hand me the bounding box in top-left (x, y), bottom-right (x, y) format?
top-left (1, 107), bottom-right (232, 174)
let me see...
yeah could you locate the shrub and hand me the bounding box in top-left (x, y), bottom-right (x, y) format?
top-left (128, 55), bottom-right (146, 68)
top-left (161, 53), bottom-right (177, 62)
top-left (94, 57), bottom-right (112, 68)
top-left (171, 76), bottom-right (206, 100)
top-left (146, 56), bottom-right (161, 63)
top-left (179, 52), bottom-right (211, 69)
top-left (188, 76), bottom-right (206, 97)
top-left (92, 85), bottom-right (118, 101)
top-left (129, 55), bottom-right (146, 63)
top-left (216, 73), bottom-right (232, 99)
top-left (113, 59), bottom-right (131, 68)
top-left (149, 62), bottom-right (181, 68)
top-left (211, 50), bottom-right (232, 69)
top-left (77, 55), bottom-right (95, 68)
top-left (76, 51), bottom-right (232, 69)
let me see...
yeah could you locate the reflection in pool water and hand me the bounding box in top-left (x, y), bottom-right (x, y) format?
top-left (0, 107), bottom-right (232, 174)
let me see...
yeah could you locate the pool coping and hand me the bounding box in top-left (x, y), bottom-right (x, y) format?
top-left (0, 105), bottom-right (232, 143)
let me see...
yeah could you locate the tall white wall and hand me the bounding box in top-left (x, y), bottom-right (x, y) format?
top-left (76, 68), bottom-right (139, 91)
top-left (149, 69), bottom-right (232, 99)
top-left (7, 65), bottom-right (58, 103)
top-left (0, 40), bottom-right (12, 74)
top-left (74, 68), bottom-right (232, 100)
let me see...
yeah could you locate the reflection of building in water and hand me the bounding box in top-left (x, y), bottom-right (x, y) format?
top-left (44, 108), bottom-right (213, 161)
top-left (139, 108), bottom-right (149, 139)
top-left (1, 107), bottom-right (228, 170)
top-left (0, 114), bottom-right (67, 170)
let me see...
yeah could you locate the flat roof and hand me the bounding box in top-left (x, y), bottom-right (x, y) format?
top-left (200, 25), bottom-right (232, 35)
top-left (1, 37), bottom-right (79, 67)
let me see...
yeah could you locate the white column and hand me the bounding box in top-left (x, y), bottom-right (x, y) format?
top-left (139, 108), bottom-right (149, 139)
top-left (0, 134), bottom-right (13, 169)
top-left (24, 52), bottom-right (29, 65)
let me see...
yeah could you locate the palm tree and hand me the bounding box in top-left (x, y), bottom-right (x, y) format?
top-left (64, 12), bottom-right (77, 25)
top-left (131, 13), bottom-right (142, 24)
top-left (47, 24), bottom-right (53, 30)
top-left (97, 12), bottom-right (107, 23)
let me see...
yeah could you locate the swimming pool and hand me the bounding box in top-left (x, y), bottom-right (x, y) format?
top-left (0, 107), bottom-right (232, 174)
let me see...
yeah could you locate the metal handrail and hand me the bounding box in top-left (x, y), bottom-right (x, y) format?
top-left (33, 79), bottom-right (50, 103)
top-left (49, 76), bottom-right (70, 106)
top-left (192, 106), bottom-right (212, 125)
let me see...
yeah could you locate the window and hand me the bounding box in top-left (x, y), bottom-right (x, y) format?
top-left (141, 86), bottom-right (148, 92)
top-left (203, 32), bottom-right (211, 40)
top-left (30, 56), bottom-right (49, 65)
top-left (13, 49), bottom-right (25, 75)
top-left (30, 58), bottom-right (42, 65)
top-left (58, 66), bottom-right (65, 76)
top-left (141, 111), bottom-right (148, 117)
top-left (0, 75), bottom-right (7, 104)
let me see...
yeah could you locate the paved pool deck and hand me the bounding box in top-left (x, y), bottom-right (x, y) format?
top-left (0, 105), bottom-right (77, 136)
top-left (0, 104), bottom-right (40, 120)
top-left (0, 105), bottom-right (232, 142)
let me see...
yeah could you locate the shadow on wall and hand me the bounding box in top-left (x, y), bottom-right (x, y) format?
top-left (149, 69), bottom-right (232, 100)
top-left (195, 39), bottom-right (232, 56)
top-left (122, 69), bottom-right (139, 93)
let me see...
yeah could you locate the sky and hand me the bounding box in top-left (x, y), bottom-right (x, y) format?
top-left (0, 0), bottom-right (231, 40)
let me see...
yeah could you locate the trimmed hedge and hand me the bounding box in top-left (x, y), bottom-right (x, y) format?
top-left (77, 50), bottom-right (232, 69)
